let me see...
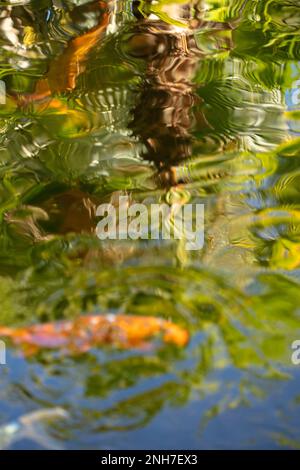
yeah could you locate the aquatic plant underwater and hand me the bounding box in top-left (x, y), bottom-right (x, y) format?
top-left (0, 0), bottom-right (300, 449)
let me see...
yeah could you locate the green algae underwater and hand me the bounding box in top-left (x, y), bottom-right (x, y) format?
top-left (0, 0), bottom-right (300, 449)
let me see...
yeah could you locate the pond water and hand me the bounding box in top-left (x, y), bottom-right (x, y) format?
top-left (0, 0), bottom-right (300, 450)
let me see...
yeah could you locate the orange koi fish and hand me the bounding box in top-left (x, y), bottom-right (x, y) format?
top-left (0, 314), bottom-right (189, 356)
top-left (21, 1), bottom-right (110, 104)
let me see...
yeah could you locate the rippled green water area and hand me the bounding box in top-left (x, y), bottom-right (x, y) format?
top-left (0, 0), bottom-right (300, 450)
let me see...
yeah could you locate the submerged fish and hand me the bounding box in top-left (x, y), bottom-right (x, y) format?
top-left (19, 1), bottom-right (110, 104)
top-left (0, 315), bottom-right (189, 356)
top-left (0, 408), bottom-right (69, 450)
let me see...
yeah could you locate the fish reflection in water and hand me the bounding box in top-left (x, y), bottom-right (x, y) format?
top-left (0, 408), bottom-right (69, 450)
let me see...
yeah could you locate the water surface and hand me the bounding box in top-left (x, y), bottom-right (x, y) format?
top-left (0, 0), bottom-right (300, 450)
